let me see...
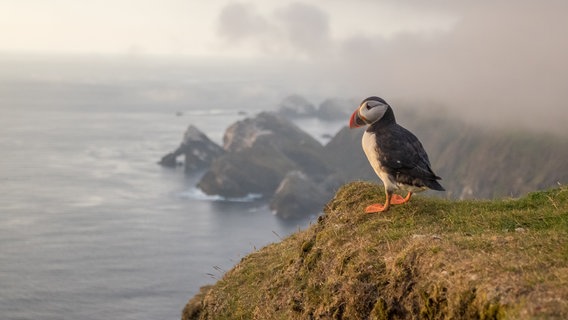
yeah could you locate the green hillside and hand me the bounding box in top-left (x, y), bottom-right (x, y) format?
top-left (183, 182), bottom-right (568, 319)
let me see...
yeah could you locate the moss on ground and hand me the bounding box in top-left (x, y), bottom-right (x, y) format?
top-left (182, 182), bottom-right (568, 319)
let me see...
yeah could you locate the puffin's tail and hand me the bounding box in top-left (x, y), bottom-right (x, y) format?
top-left (425, 179), bottom-right (445, 191)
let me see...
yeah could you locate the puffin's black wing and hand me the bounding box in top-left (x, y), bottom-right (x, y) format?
top-left (375, 124), bottom-right (445, 191)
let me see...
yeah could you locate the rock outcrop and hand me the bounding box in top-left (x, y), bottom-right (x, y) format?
top-left (276, 95), bottom-right (357, 121)
top-left (276, 94), bottom-right (317, 118)
top-left (317, 98), bottom-right (356, 121)
top-left (269, 171), bottom-right (339, 220)
top-left (159, 125), bottom-right (224, 173)
top-left (198, 112), bottom-right (335, 201)
top-left (323, 126), bottom-right (373, 181)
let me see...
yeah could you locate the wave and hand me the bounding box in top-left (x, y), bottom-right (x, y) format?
top-left (177, 187), bottom-right (263, 203)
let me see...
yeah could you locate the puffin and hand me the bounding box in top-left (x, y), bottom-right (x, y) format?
top-left (349, 96), bottom-right (445, 213)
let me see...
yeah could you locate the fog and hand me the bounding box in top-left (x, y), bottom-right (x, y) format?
top-left (2, 1), bottom-right (567, 134)
top-left (215, 1), bottom-right (568, 134)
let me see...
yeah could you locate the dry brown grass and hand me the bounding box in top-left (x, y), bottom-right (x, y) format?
top-left (183, 182), bottom-right (568, 319)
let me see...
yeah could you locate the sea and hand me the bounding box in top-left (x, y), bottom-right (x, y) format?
top-left (0, 56), bottom-right (346, 320)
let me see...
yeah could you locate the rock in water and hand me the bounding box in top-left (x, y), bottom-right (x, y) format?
top-left (317, 98), bottom-right (356, 121)
top-left (158, 152), bottom-right (179, 167)
top-left (323, 126), bottom-right (374, 181)
top-left (276, 94), bottom-right (317, 118)
top-left (270, 171), bottom-right (337, 220)
top-left (198, 112), bottom-right (335, 199)
top-left (158, 125), bottom-right (224, 173)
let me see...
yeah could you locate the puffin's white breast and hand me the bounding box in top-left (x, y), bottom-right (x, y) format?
top-left (361, 131), bottom-right (397, 191)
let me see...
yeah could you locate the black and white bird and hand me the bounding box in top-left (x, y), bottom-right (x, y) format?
top-left (349, 96), bottom-right (445, 213)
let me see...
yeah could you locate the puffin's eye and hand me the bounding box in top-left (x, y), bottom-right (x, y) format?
top-left (365, 103), bottom-right (370, 110)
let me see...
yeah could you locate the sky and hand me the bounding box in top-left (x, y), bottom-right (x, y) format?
top-left (0, 0), bottom-right (456, 57)
top-left (1, 1), bottom-right (567, 133)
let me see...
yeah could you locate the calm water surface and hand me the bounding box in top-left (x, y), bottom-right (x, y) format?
top-left (0, 107), bottom-right (323, 320)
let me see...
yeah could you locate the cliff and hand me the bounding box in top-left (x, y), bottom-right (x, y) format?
top-left (182, 182), bottom-right (568, 319)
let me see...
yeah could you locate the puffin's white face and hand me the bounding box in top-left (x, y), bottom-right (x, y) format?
top-left (358, 100), bottom-right (389, 123)
top-left (349, 99), bottom-right (389, 128)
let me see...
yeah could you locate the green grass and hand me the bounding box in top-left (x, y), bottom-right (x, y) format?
top-left (183, 182), bottom-right (568, 319)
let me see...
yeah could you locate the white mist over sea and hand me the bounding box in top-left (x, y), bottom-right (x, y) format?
top-left (0, 56), bottom-right (345, 320)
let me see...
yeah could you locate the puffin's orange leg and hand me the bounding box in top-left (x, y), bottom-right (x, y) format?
top-left (365, 191), bottom-right (392, 213)
top-left (391, 192), bottom-right (413, 205)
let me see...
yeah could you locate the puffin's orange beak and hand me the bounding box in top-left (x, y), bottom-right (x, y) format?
top-left (349, 109), bottom-right (365, 128)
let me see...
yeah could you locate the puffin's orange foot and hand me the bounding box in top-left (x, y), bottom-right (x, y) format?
top-left (390, 194), bottom-right (406, 205)
top-left (390, 192), bottom-right (412, 205)
top-left (365, 203), bottom-right (389, 213)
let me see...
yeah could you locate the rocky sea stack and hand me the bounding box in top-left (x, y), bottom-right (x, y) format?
top-left (198, 112), bottom-right (336, 199)
top-left (159, 125), bottom-right (224, 173)
top-left (160, 111), bottom-right (347, 219)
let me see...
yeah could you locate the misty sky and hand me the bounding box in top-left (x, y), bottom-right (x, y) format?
top-left (0, 1), bottom-right (456, 56)
top-left (2, 1), bottom-right (567, 133)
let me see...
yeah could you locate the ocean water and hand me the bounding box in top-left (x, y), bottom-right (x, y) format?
top-left (0, 101), bottom-right (344, 319)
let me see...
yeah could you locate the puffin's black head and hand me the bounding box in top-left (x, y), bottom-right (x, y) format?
top-left (349, 96), bottom-right (393, 128)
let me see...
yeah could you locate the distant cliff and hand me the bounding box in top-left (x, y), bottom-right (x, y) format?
top-left (182, 182), bottom-right (568, 319)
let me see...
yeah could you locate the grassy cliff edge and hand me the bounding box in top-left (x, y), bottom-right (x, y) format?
top-left (183, 182), bottom-right (568, 319)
